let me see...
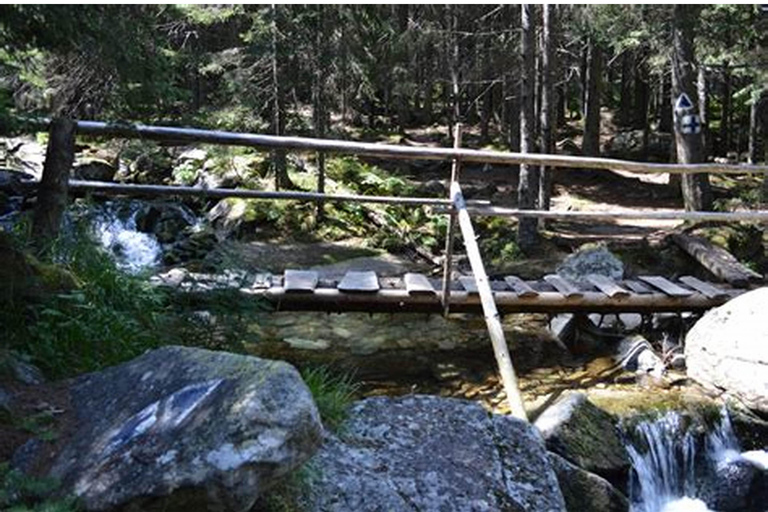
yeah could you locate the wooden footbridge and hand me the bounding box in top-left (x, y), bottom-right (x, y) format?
top-left (20, 117), bottom-right (768, 420)
top-left (155, 268), bottom-right (743, 314)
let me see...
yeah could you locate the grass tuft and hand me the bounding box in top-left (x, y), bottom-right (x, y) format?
top-left (300, 366), bottom-right (359, 433)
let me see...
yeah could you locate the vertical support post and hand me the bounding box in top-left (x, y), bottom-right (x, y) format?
top-left (441, 124), bottom-right (462, 316)
top-left (32, 117), bottom-right (76, 249)
top-left (452, 181), bottom-right (527, 421)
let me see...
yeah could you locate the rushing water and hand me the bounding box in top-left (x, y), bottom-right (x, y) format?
top-left (626, 409), bottom-right (767, 512)
top-left (89, 201), bottom-right (163, 274)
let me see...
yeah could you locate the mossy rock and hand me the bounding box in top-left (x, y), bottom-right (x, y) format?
top-left (534, 392), bottom-right (630, 494)
top-left (28, 257), bottom-right (81, 294)
top-left (0, 233), bottom-right (79, 302)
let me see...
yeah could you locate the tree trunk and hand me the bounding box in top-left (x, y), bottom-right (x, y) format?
top-left (271, 4), bottom-right (290, 191)
top-left (672, 4), bottom-right (712, 211)
top-left (697, 65), bottom-right (711, 156)
top-left (480, 37), bottom-right (493, 143)
top-left (33, 117), bottom-right (75, 249)
top-left (719, 61), bottom-right (731, 156)
top-left (748, 89), bottom-right (762, 165)
top-left (556, 81), bottom-right (566, 129)
top-left (449, 5), bottom-right (461, 137)
top-left (633, 47), bottom-right (650, 157)
top-left (582, 38), bottom-right (602, 157)
top-left (618, 51), bottom-right (633, 128)
top-left (658, 71), bottom-right (673, 133)
top-left (313, 6), bottom-right (329, 221)
top-left (579, 44), bottom-right (588, 120)
top-left (517, 4), bottom-right (538, 252)
top-left (538, 4), bottom-right (555, 222)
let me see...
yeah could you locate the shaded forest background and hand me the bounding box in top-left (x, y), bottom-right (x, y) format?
top-left (1, 5), bottom-right (765, 157)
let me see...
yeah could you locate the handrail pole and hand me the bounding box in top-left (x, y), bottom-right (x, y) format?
top-left (451, 181), bottom-right (527, 421)
top-left (25, 118), bottom-right (764, 175)
top-left (441, 124), bottom-right (462, 316)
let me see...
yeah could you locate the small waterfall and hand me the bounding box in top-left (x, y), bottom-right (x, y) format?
top-left (626, 409), bottom-right (767, 512)
top-left (89, 201), bottom-right (162, 274)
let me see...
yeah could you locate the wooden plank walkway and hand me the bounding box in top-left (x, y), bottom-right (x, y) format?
top-left (154, 270), bottom-right (745, 314)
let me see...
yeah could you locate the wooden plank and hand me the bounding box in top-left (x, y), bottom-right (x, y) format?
top-left (587, 274), bottom-right (630, 299)
top-left (638, 275), bottom-right (693, 297)
top-left (678, 276), bottom-right (730, 299)
top-left (671, 233), bottom-right (762, 286)
top-left (404, 273), bottom-right (436, 295)
top-left (453, 182), bottom-right (527, 421)
top-left (283, 270), bottom-right (319, 292)
top-left (544, 274), bottom-right (583, 298)
top-left (338, 271), bottom-right (379, 293)
top-left (459, 276), bottom-right (479, 294)
top-left (504, 275), bottom-right (539, 298)
top-left (623, 280), bottom-right (653, 294)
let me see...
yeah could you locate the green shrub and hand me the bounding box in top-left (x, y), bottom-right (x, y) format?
top-left (0, 223), bottom-right (166, 378)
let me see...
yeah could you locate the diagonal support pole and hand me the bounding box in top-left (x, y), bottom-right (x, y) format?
top-left (451, 181), bottom-right (528, 421)
top-left (441, 124), bottom-right (463, 316)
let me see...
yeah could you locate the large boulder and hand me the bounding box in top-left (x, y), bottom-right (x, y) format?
top-left (535, 392), bottom-right (630, 493)
top-left (548, 452), bottom-right (629, 512)
top-left (307, 395), bottom-right (566, 512)
top-left (41, 346), bottom-right (323, 512)
top-left (685, 288), bottom-right (768, 414)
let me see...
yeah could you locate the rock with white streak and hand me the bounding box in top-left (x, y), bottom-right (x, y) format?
top-left (41, 346), bottom-right (323, 511)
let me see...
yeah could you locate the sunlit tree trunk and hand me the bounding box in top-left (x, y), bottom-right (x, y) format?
top-left (517, 4), bottom-right (539, 252)
top-left (271, 4), bottom-right (290, 190)
top-left (719, 61), bottom-right (732, 156)
top-left (313, 6), bottom-right (330, 220)
top-left (538, 4), bottom-right (555, 222)
top-left (672, 4), bottom-right (712, 211)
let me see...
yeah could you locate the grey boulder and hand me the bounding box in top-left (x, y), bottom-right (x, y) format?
top-left (685, 288), bottom-right (768, 414)
top-left (45, 346), bottom-right (323, 511)
top-left (307, 395), bottom-right (566, 512)
top-left (548, 452), bottom-right (629, 512)
top-left (556, 246), bottom-right (624, 285)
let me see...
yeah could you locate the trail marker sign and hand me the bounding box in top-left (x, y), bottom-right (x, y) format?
top-left (681, 114), bottom-right (701, 134)
top-left (675, 93), bottom-right (694, 113)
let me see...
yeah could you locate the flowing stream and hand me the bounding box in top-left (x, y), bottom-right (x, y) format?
top-left (90, 200), bottom-right (163, 273)
top-left (626, 409), bottom-right (768, 512)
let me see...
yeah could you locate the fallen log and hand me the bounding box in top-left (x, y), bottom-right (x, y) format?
top-left (670, 233), bottom-right (763, 286)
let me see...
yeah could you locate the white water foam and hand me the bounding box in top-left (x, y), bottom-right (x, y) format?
top-left (626, 408), bottom-right (767, 512)
top-left (91, 201), bottom-right (162, 274)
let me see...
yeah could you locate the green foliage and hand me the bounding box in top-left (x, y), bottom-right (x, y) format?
top-left (328, 156), bottom-right (413, 196)
top-left (300, 366), bottom-right (359, 432)
top-left (0, 463), bottom-right (78, 512)
top-left (475, 217), bottom-right (523, 267)
top-left (16, 411), bottom-right (58, 442)
top-left (258, 461), bottom-right (319, 512)
top-left (0, 223), bottom-right (166, 378)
